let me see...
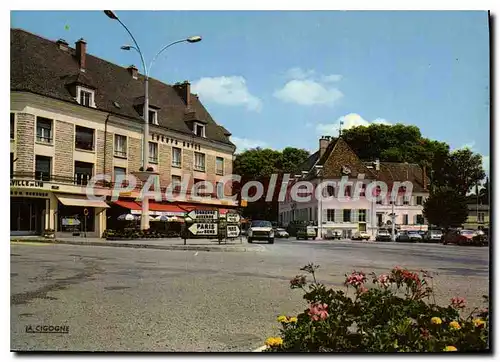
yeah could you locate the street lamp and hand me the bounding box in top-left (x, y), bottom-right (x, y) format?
top-left (314, 165), bottom-right (323, 240)
top-left (104, 10), bottom-right (202, 230)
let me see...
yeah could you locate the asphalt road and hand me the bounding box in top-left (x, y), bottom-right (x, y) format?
top-left (11, 239), bottom-right (489, 352)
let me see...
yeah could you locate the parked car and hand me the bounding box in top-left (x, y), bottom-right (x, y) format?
top-left (351, 231), bottom-right (370, 241)
top-left (396, 231), bottom-right (412, 242)
top-left (275, 228), bottom-right (289, 238)
top-left (247, 220), bottom-right (274, 244)
top-left (376, 229), bottom-right (392, 242)
top-left (442, 229), bottom-right (484, 246)
top-left (407, 231), bottom-right (423, 242)
top-left (296, 226), bottom-right (317, 240)
top-left (325, 230), bottom-right (342, 240)
top-left (424, 229), bottom-right (443, 243)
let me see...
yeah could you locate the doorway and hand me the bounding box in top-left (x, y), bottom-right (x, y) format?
top-left (10, 197), bottom-right (46, 235)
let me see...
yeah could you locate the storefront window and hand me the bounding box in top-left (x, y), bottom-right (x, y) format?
top-left (57, 202), bottom-right (95, 232)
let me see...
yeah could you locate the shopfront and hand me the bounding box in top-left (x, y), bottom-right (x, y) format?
top-left (10, 182), bottom-right (50, 236)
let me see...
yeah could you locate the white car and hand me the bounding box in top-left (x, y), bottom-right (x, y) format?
top-left (247, 220), bottom-right (274, 244)
top-left (352, 231), bottom-right (370, 241)
top-left (275, 228), bottom-right (289, 238)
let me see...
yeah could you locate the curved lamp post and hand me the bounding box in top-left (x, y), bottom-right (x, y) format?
top-left (104, 10), bottom-right (201, 230)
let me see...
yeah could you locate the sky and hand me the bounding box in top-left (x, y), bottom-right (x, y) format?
top-left (10, 10), bottom-right (490, 171)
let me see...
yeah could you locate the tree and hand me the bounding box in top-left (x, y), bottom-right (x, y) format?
top-left (423, 187), bottom-right (468, 230)
top-left (233, 147), bottom-right (310, 220)
top-left (479, 178), bottom-right (489, 205)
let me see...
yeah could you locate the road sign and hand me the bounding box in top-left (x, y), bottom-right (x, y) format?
top-left (226, 213), bottom-right (241, 223)
top-left (226, 225), bottom-right (240, 238)
top-left (187, 209), bottom-right (218, 221)
top-left (188, 223), bottom-right (218, 236)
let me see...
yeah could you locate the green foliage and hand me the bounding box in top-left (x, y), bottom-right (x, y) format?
top-left (423, 187), bottom-right (468, 229)
top-left (264, 265), bottom-right (489, 352)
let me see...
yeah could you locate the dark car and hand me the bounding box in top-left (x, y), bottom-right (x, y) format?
top-left (396, 231), bottom-right (413, 243)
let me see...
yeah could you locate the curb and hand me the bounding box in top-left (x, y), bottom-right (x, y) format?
top-left (252, 345), bottom-right (268, 352)
top-left (10, 239), bottom-right (251, 252)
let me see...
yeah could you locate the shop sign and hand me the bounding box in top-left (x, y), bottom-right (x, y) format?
top-left (11, 180), bottom-right (44, 188)
top-left (10, 190), bottom-right (49, 198)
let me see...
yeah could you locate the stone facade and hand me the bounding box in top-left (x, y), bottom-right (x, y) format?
top-left (206, 154), bottom-right (216, 182)
top-left (158, 143), bottom-right (172, 186)
top-left (54, 120), bottom-right (74, 178)
top-left (128, 137), bottom-right (142, 173)
top-left (15, 113), bottom-right (35, 173)
top-left (182, 149), bottom-right (194, 175)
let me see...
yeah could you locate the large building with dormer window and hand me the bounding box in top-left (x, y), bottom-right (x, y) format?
top-left (10, 28), bottom-right (237, 237)
top-left (278, 136), bottom-right (430, 239)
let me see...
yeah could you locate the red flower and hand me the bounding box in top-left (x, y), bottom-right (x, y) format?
top-left (450, 297), bottom-right (466, 309)
top-left (308, 302), bottom-right (329, 321)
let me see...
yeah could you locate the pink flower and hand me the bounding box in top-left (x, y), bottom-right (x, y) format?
top-left (308, 302), bottom-right (329, 321)
top-left (357, 285), bottom-right (368, 295)
top-left (376, 273), bottom-right (391, 288)
top-left (344, 271), bottom-right (367, 288)
top-left (450, 297), bottom-right (466, 309)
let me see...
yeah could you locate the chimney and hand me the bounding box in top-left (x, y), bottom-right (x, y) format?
top-left (56, 39), bottom-right (69, 51)
top-left (423, 165), bottom-right (428, 190)
top-left (173, 80), bottom-right (191, 107)
top-left (127, 65), bottom-right (138, 79)
top-left (319, 136), bottom-right (330, 158)
top-left (375, 158), bottom-right (380, 171)
top-left (75, 38), bottom-right (87, 71)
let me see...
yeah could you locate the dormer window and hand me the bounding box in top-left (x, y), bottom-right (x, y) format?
top-left (77, 86), bottom-right (95, 107)
top-left (194, 122), bottom-right (206, 138)
top-left (149, 109), bottom-right (158, 125)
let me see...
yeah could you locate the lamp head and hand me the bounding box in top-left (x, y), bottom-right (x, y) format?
top-left (187, 35), bottom-right (202, 43)
top-left (104, 10), bottom-right (118, 20)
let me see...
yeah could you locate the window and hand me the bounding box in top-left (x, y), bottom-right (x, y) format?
top-left (343, 209), bottom-right (351, 222)
top-left (10, 113), bottom-right (14, 139)
top-left (114, 167), bottom-right (127, 185)
top-left (416, 196), bottom-right (423, 205)
top-left (327, 209), bottom-right (335, 222)
top-left (75, 161), bottom-right (93, 186)
top-left (478, 212), bottom-right (485, 223)
top-left (359, 184), bottom-right (366, 197)
top-left (345, 186), bottom-right (352, 197)
top-left (172, 147), bottom-right (182, 167)
top-left (78, 88), bottom-right (94, 107)
top-left (35, 155), bottom-right (51, 181)
top-left (194, 152), bottom-right (205, 172)
top-left (416, 214), bottom-right (425, 224)
top-left (75, 126), bottom-right (94, 151)
top-left (358, 209), bottom-right (366, 222)
top-left (326, 185), bottom-right (335, 197)
top-left (36, 117), bottom-right (53, 144)
top-left (194, 123), bottom-right (206, 137)
top-left (172, 175), bottom-right (182, 192)
top-left (216, 157), bottom-right (224, 175)
top-left (149, 142), bottom-right (158, 163)
top-left (376, 199), bottom-right (383, 205)
top-left (149, 109), bottom-right (158, 125)
top-left (403, 214), bottom-right (409, 225)
top-left (403, 197), bottom-right (409, 205)
top-left (10, 153), bottom-right (14, 178)
top-left (114, 135), bottom-right (127, 158)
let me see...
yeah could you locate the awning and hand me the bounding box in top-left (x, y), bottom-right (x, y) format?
top-left (56, 194), bottom-right (109, 208)
top-left (111, 199), bottom-right (233, 216)
top-left (114, 200), bottom-right (141, 211)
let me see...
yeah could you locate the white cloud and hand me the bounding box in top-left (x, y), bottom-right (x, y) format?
top-left (230, 136), bottom-right (268, 153)
top-left (274, 67), bottom-right (343, 106)
top-left (315, 113), bottom-right (393, 136)
top-left (191, 76), bottom-right (262, 112)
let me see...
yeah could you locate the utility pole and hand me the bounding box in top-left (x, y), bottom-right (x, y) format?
top-left (391, 201), bottom-right (396, 241)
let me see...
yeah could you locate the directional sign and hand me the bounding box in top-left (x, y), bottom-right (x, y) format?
top-left (226, 213), bottom-right (241, 223)
top-left (188, 223), bottom-right (218, 236)
top-left (226, 225), bottom-right (240, 238)
top-left (187, 209), bottom-right (219, 221)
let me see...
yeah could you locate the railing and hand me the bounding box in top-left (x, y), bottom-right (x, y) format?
top-left (36, 135), bottom-right (53, 144)
top-left (172, 160), bottom-right (181, 167)
top-left (114, 150), bottom-right (127, 158)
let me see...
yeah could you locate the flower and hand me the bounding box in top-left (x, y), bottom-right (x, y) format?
top-left (308, 302), bottom-right (329, 321)
top-left (443, 346), bottom-right (458, 351)
top-left (473, 318), bottom-right (486, 329)
top-left (420, 328), bottom-right (430, 340)
top-left (290, 275), bottom-right (307, 289)
top-left (431, 317), bottom-right (442, 325)
top-left (375, 273), bottom-right (391, 288)
top-left (449, 321), bottom-right (461, 330)
top-left (344, 271), bottom-right (367, 288)
top-left (265, 337), bottom-right (283, 347)
top-left (357, 285), bottom-right (368, 295)
top-left (288, 317), bottom-right (298, 323)
top-left (277, 315), bottom-right (288, 323)
top-left (450, 297), bottom-right (466, 309)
